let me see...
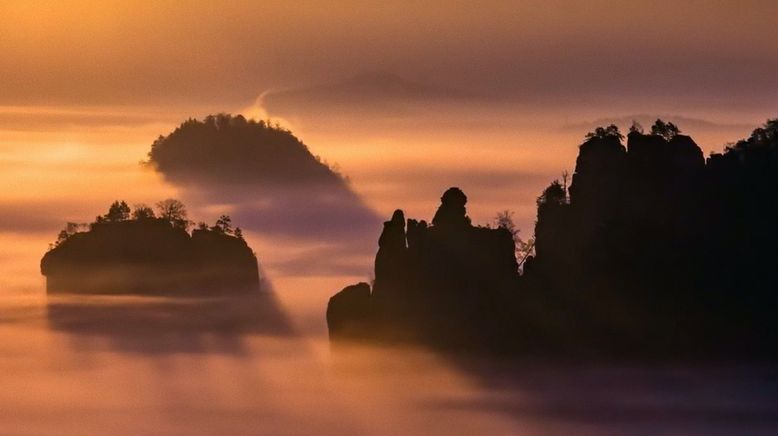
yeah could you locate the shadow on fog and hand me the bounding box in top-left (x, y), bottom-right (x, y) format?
top-left (45, 286), bottom-right (296, 355)
top-left (429, 360), bottom-right (778, 435)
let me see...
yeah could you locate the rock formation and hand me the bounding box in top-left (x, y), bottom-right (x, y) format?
top-left (525, 121), bottom-right (778, 356)
top-left (328, 187), bottom-right (519, 351)
top-left (328, 119), bottom-right (778, 358)
top-left (41, 202), bottom-right (259, 295)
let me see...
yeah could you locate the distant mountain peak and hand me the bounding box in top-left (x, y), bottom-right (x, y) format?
top-left (262, 72), bottom-right (475, 117)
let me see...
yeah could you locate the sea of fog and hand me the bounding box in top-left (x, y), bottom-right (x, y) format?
top-left (1, 289), bottom-right (776, 435)
top-left (1, 105), bottom-right (775, 434)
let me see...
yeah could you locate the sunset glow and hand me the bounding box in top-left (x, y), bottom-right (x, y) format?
top-left (1, 2), bottom-right (777, 434)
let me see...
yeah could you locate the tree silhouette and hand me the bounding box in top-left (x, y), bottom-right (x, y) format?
top-left (650, 118), bottom-right (680, 140)
top-left (585, 124), bottom-right (624, 141)
top-left (494, 210), bottom-right (534, 271)
top-left (537, 180), bottom-right (567, 206)
top-left (156, 199), bottom-right (189, 230)
top-left (50, 222), bottom-right (88, 248)
top-left (131, 203), bottom-right (155, 220)
top-left (213, 215), bottom-right (233, 234)
top-left (629, 120), bottom-right (644, 134)
top-left (105, 201), bottom-right (130, 222)
top-left (494, 210), bottom-right (518, 238)
top-left (726, 118), bottom-right (778, 152)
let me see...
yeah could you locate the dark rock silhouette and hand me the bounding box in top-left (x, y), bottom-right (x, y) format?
top-left (524, 120), bottom-right (777, 356)
top-left (328, 119), bottom-right (778, 357)
top-left (326, 282), bottom-right (373, 342)
top-left (41, 201), bottom-right (259, 295)
top-left (328, 187), bottom-right (519, 352)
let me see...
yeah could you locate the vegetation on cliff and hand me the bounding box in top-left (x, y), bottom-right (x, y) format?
top-left (41, 199), bottom-right (259, 295)
top-left (328, 119), bottom-right (778, 357)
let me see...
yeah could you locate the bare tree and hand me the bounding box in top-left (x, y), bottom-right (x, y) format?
top-left (494, 210), bottom-right (536, 272)
top-left (155, 199), bottom-right (189, 230)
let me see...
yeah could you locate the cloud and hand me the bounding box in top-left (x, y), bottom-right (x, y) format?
top-left (262, 72), bottom-right (479, 119)
top-left (183, 183), bottom-right (382, 242)
top-left (0, 200), bottom-right (97, 233)
top-left (4, 1), bottom-right (777, 114)
top-left (259, 241), bottom-right (375, 278)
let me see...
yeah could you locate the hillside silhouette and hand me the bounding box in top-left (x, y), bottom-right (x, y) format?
top-left (145, 114), bottom-right (380, 276)
top-left (147, 114), bottom-right (346, 187)
top-left (41, 200), bottom-right (259, 295)
top-left (327, 119), bottom-right (778, 357)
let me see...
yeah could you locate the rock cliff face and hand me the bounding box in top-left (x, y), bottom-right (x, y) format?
top-left (328, 120), bottom-right (778, 357)
top-left (41, 219), bottom-right (259, 295)
top-left (525, 124), bottom-right (777, 356)
top-left (327, 188), bottom-right (519, 351)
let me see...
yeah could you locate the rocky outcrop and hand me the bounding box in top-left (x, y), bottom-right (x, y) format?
top-left (328, 120), bottom-right (778, 358)
top-left (41, 218), bottom-right (259, 295)
top-left (524, 123), bottom-right (778, 356)
top-left (327, 187), bottom-right (519, 351)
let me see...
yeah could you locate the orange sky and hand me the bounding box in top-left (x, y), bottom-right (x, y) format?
top-left (1, 1), bottom-right (776, 114)
top-left (0, 0), bottom-right (775, 289)
top-left (0, 5), bottom-right (776, 433)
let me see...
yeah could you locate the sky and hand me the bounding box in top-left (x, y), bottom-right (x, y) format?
top-left (0, 1), bottom-right (776, 114)
top-left (1, 0), bottom-right (776, 287)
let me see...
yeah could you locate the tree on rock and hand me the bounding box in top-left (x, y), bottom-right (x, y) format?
top-left (585, 124), bottom-right (624, 141)
top-left (537, 180), bottom-right (567, 206)
top-left (494, 210), bottom-right (535, 271)
top-left (650, 119), bottom-right (680, 141)
top-left (213, 215), bottom-right (233, 234)
top-left (132, 203), bottom-right (156, 220)
top-left (156, 199), bottom-right (189, 230)
top-left (105, 201), bottom-right (130, 222)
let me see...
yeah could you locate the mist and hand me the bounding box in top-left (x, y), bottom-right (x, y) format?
top-left (2, 2), bottom-right (777, 433)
